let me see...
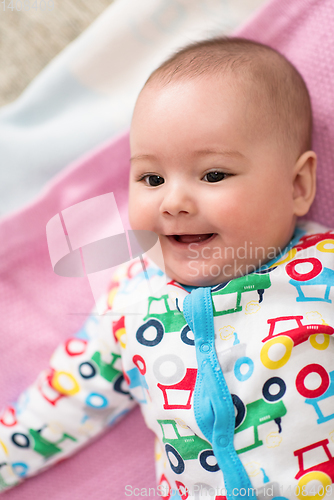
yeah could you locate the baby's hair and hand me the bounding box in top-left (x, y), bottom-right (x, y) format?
top-left (145, 37), bottom-right (312, 157)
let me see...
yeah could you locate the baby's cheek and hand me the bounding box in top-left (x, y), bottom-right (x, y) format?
top-left (130, 203), bottom-right (154, 232)
top-left (128, 202), bottom-right (137, 229)
top-left (128, 188), bottom-right (144, 226)
top-left (128, 201), bottom-right (143, 230)
top-left (129, 209), bottom-right (145, 230)
top-left (211, 194), bottom-right (248, 230)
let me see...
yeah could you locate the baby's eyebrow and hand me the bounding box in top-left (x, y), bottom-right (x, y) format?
top-left (129, 149), bottom-right (245, 162)
top-left (130, 154), bottom-right (155, 163)
top-left (193, 148), bottom-right (245, 159)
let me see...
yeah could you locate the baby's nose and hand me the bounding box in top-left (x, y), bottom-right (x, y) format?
top-left (160, 184), bottom-right (196, 216)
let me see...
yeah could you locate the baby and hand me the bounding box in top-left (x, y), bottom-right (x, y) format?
top-left (0, 38), bottom-right (333, 500)
top-left (129, 37), bottom-right (316, 287)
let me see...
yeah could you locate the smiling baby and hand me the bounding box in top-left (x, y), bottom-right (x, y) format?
top-left (0, 37), bottom-right (333, 500)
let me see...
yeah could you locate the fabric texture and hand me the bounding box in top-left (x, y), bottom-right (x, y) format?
top-left (1, 0), bottom-right (334, 498)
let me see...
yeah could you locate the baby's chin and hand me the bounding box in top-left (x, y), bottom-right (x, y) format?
top-left (166, 267), bottom-right (228, 288)
top-left (165, 259), bottom-right (265, 287)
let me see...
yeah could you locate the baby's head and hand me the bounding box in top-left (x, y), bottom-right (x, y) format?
top-left (129, 37), bottom-right (317, 286)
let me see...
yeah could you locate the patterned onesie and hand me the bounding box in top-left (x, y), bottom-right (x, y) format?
top-left (0, 220), bottom-right (333, 500)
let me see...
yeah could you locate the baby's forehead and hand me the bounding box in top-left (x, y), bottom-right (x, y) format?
top-left (131, 75), bottom-right (277, 167)
top-left (135, 40), bottom-right (311, 157)
top-left (139, 60), bottom-right (274, 115)
top-left (136, 71), bottom-right (268, 132)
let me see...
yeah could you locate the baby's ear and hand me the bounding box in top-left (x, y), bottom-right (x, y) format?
top-left (292, 150), bottom-right (317, 217)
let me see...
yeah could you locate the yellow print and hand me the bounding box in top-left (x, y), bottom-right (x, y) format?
top-left (245, 300), bottom-right (261, 314)
top-left (219, 325), bottom-right (235, 341)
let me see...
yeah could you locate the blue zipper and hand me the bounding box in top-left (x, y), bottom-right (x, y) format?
top-left (183, 287), bottom-right (256, 500)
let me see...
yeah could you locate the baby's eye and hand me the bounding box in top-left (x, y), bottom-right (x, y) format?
top-left (203, 171), bottom-right (227, 183)
top-left (142, 174), bottom-right (165, 186)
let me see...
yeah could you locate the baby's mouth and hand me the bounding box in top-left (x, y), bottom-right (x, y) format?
top-left (171, 233), bottom-right (216, 244)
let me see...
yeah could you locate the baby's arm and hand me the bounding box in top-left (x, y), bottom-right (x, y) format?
top-left (0, 296), bottom-right (136, 492)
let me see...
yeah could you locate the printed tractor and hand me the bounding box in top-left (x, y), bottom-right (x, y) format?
top-left (157, 419), bottom-right (219, 475)
top-left (234, 378), bottom-right (287, 454)
top-left (260, 316), bottom-right (334, 370)
top-left (136, 295), bottom-right (190, 347)
top-left (144, 295), bottom-right (187, 332)
top-left (10, 427), bottom-right (77, 459)
top-left (305, 370), bottom-right (334, 424)
top-left (87, 351), bottom-right (121, 383)
top-left (294, 439), bottom-right (334, 499)
top-left (293, 232), bottom-right (334, 252)
top-left (211, 270), bottom-right (272, 316)
top-left (288, 264), bottom-right (334, 303)
top-left (157, 368), bottom-right (197, 410)
top-left (262, 316), bottom-right (334, 347)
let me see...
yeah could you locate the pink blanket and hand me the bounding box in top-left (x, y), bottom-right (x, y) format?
top-left (1, 0), bottom-right (334, 498)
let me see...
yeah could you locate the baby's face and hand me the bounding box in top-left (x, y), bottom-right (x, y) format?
top-left (129, 76), bottom-right (297, 286)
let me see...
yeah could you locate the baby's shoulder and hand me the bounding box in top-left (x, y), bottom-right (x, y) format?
top-left (105, 257), bottom-right (166, 314)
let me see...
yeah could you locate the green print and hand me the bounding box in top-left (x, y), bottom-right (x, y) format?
top-left (157, 419), bottom-right (218, 475)
top-left (26, 429), bottom-right (77, 459)
top-left (235, 399), bottom-right (287, 454)
top-left (144, 295), bottom-right (187, 333)
top-left (0, 465), bottom-right (19, 490)
top-left (212, 272), bottom-right (272, 316)
top-left (91, 352), bottom-right (122, 383)
top-left (7, 428), bottom-right (77, 462)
